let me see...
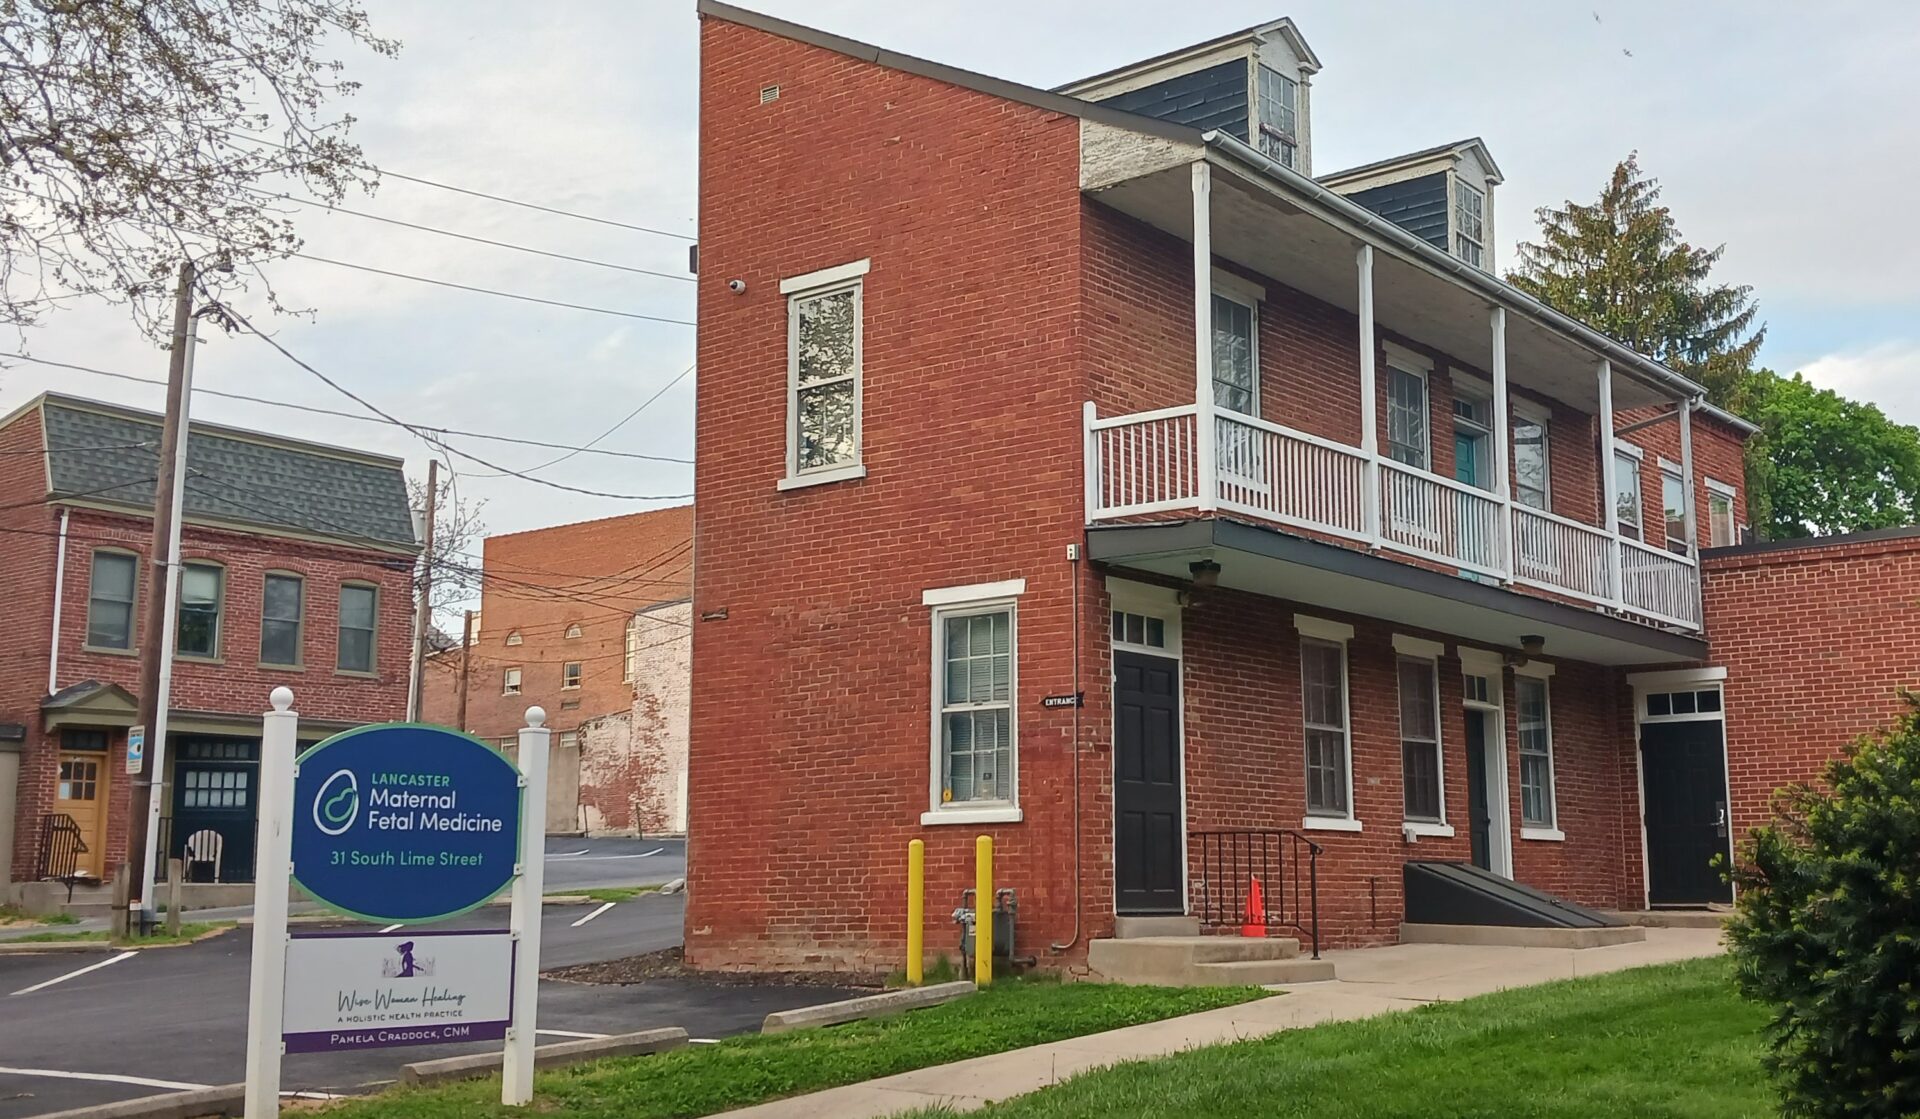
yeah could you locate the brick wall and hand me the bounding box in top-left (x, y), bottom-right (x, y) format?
top-left (1615, 406), bottom-right (1751, 552)
top-left (577, 601), bottom-right (691, 835)
top-left (1703, 532), bottom-right (1920, 840)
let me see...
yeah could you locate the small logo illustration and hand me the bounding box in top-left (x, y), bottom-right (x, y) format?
top-left (382, 940), bottom-right (434, 978)
top-left (314, 768), bottom-right (360, 836)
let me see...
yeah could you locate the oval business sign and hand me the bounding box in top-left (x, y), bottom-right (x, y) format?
top-left (291, 723), bottom-right (522, 924)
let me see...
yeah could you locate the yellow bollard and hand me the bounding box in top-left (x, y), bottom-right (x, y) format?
top-left (974, 834), bottom-right (994, 986)
top-left (906, 839), bottom-right (925, 986)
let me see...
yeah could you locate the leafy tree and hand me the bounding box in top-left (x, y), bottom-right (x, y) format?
top-left (1725, 695), bottom-right (1920, 1118)
top-left (1741, 369), bottom-right (1920, 538)
top-left (0, 0), bottom-right (397, 336)
top-left (1508, 153), bottom-right (1764, 406)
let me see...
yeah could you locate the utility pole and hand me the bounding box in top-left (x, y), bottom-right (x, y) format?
top-left (406, 460), bottom-right (438, 721)
top-left (126, 261), bottom-right (198, 935)
top-left (456, 609), bottom-right (475, 731)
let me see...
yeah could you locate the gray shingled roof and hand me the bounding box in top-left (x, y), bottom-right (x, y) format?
top-left (42, 398), bottom-right (416, 549)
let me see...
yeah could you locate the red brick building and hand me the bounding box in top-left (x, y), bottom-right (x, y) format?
top-left (0, 393), bottom-right (416, 891)
top-left (685, 4), bottom-right (1868, 972)
top-left (421, 506), bottom-right (692, 833)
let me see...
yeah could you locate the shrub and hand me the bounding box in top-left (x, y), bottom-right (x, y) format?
top-left (1726, 694), bottom-right (1920, 1118)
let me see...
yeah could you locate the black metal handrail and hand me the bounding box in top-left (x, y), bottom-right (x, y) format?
top-left (34, 813), bottom-right (88, 901)
top-left (1190, 828), bottom-right (1323, 959)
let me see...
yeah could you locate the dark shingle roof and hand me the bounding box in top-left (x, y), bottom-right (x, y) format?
top-left (40, 396), bottom-right (416, 550)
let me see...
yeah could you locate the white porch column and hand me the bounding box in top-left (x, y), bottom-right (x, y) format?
top-left (1357, 243), bottom-right (1381, 545)
top-left (1596, 359), bottom-right (1624, 608)
top-left (1490, 306), bottom-right (1513, 581)
top-left (1679, 396), bottom-right (1703, 626)
top-left (1192, 161), bottom-right (1218, 512)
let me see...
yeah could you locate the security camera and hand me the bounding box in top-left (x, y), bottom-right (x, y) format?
top-left (727, 279), bottom-right (747, 294)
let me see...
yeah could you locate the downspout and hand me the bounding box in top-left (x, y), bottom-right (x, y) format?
top-left (47, 507), bottom-right (70, 696)
top-left (1051, 545), bottom-right (1084, 954)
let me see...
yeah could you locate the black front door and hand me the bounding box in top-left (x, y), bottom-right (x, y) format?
top-left (169, 736), bottom-right (260, 883)
top-left (1114, 650), bottom-right (1182, 913)
top-left (1464, 710), bottom-right (1492, 871)
top-left (1641, 719), bottom-right (1732, 905)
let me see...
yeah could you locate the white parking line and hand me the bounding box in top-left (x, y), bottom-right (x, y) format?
top-left (536, 1029), bottom-right (609, 1040)
top-left (0, 1065), bottom-right (208, 1091)
top-left (10, 951), bottom-right (138, 996)
top-left (551, 849), bottom-right (665, 861)
top-left (687, 1038), bottom-right (721, 1045)
top-left (570, 902), bottom-right (616, 928)
top-left (379, 924), bottom-right (404, 933)
top-left (546, 849), bottom-right (590, 859)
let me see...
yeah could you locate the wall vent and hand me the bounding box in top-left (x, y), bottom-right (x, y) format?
top-left (760, 84), bottom-right (781, 104)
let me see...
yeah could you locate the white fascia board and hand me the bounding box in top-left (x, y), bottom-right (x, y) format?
top-left (1626, 666), bottom-right (1727, 689)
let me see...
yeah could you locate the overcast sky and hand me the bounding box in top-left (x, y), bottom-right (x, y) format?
top-left (3, 0), bottom-right (1916, 600)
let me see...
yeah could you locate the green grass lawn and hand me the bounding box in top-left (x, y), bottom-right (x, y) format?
top-left (3, 921), bottom-right (230, 947)
top-left (548, 886), bottom-right (660, 904)
top-left (919, 958), bottom-right (1768, 1119)
top-left (314, 979), bottom-right (1267, 1119)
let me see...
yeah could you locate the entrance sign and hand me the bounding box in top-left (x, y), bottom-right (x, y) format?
top-left (244, 690), bottom-right (551, 1118)
top-left (283, 929), bottom-right (514, 1052)
top-left (291, 723), bottom-right (521, 924)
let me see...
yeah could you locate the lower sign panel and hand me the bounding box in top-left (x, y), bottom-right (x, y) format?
top-left (283, 929), bottom-right (514, 1053)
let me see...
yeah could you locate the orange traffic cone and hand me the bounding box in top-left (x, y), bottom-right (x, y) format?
top-left (1241, 875), bottom-right (1266, 938)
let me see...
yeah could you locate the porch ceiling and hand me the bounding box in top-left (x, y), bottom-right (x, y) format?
top-left (1084, 162), bottom-right (1674, 415)
top-left (1087, 519), bottom-right (1706, 667)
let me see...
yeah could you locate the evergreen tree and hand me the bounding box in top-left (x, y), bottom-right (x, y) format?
top-left (1508, 153), bottom-right (1764, 406)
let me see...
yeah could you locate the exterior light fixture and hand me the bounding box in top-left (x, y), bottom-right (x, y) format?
top-left (1188, 559), bottom-right (1221, 589)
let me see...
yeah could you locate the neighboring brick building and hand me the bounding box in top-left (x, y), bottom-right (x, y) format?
top-left (0, 393), bottom-right (416, 892)
top-left (577, 600), bottom-right (693, 835)
top-left (686, 2), bottom-right (1770, 974)
top-left (421, 506), bottom-right (691, 834)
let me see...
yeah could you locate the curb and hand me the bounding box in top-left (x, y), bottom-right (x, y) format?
top-left (762, 981), bottom-right (976, 1034)
top-left (401, 1027), bottom-right (688, 1085)
top-left (29, 1084), bottom-right (243, 1119)
top-left (0, 925), bottom-right (233, 954)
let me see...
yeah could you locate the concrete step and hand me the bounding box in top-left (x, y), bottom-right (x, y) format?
top-left (1113, 915), bottom-right (1200, 939)
top-left (1089, 934), bottom-right (1328, 987)
top-left (1191, 958), bottom-right (1337, 985)
top-left (1607, 909), bottom-right (1729, 929)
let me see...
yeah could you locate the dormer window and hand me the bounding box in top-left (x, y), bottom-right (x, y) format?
top-left (1454, 180), bottom-right (1485, 268)
top-left (1256, 66), bottom-right (1299, 170)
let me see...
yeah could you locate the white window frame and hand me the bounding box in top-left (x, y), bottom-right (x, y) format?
top-left (1394, 634), bottom-right (1451, 835)
top-left (176, 560), bottom-right (225, 660)
top-left (921, 578), bottom-right (1026, 826)
top-left (1254, 64), bottom-right (1299, 169)
top-left (778, 259), bottom-right (871, 491)
top-left (561, 661), bottom-right (582, 690)
top-left (1382, 344), bottom-right (1432, 472)
top-left (259, 570), bottom-right (305, 668)
top-left (503, 667), bottom-right (522, 696)
top-left (1296, 614), bottom-right (1360, 832)
top-left (1512, 402), bottom-right (1552, 510)
top-left (1514, 663), bottom-right (1562, 840)
top-left (1457, 646), bottom-right (1513, 875)
top-left (1706, 478), bottom-right (1737, 547)
top-left (1614, 442), bottom-right (1645, 540)
top-left (336, 582), bottom-right (379, 674)
top-left (1210, 268), bottom-right (1264, 417)
top-left (1453, 176), bottom-right (1486, 269)
top-left (84, 547), bottom-right (139, 652)
top-left (1659, 457), bottom-right (1688, 556)
top-left (623, 614), bottom-right (641, 683)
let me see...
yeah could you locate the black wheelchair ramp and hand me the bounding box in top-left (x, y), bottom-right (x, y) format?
top-left (1404, 861), bottom-right (1625, 928)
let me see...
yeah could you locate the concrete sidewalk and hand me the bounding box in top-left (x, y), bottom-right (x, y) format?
top-left (714, 927), bottom-right (1725, 1119)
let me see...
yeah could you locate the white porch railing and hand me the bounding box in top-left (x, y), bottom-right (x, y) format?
top-left (1085, 402), bottom-right (1702, 633)
top-left (1619, 537), bottom-right (1701, 628)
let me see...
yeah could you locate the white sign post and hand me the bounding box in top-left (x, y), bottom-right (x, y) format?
top-left (503, 706), bottom-right (551, 1106)
top-left (244, 687), bottom-right (297, 1119)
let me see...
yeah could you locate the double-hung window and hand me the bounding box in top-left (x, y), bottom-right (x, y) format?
top-left (1299, 624), bottom-right (1353, 822)
top-left (623, 614), bottom-right (642, 683)
top-left (1707, 481), bottom-right (1737, 547)
top-left (1211, 293), bottom-right (1257, 415)
top-left (1398, 655), bottom-right (1443, 823)
top-left (562, 661), bottom-right (582, 689)
top-left (502, 667), bottom-right (522, 696)
top-left (85, 550), bottom-right (137, 650)
top-left (177, 562), bottom-right (223, 658)
top-left (337, 583), bottom-right (377, 673)
top-left (1255, 65), bottom-right (1300, 170)
top-left (1517, 675), bottom-right (1557, 831)
top-left (1661, 464), bottom-right (1688, 555)
top-left (260, 573), bottom-right (304, 667)
top-left (923, 580), bottom-right (1024, 824)
top-left (1513, 410), bottom-right (1551, 510)
top-left (1614, 450), bottom-right (1644, 540)
top-left (781, 260), bottom-right (869, 489)
top-left (1454, 180), bottom-right (1486, 268)
top-left (1386, 365), bottom-right (1429, 470)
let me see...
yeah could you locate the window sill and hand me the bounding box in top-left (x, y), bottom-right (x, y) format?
top-left (258, 663), bottom-right (306, 674)
top-left (1520, 826), bottom-right (1566, 842)
top-left (920, 806), bottom-right (1023, 827)
top-left (80, 644), bottom-right (139, 658)
top-left (1401, 821), bottom-right (1455, 839)
top-left (1300, 816), bottom-right (1363, 833)
top-left (176, 654), bottom-right (223, 665)
top-left (334, 669), bottom-right (380, 680)
top-left (777, 463), bottom-right (867, 492)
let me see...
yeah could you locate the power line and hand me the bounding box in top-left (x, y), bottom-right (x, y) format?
top-left (282, 250), bottom-right (694, 326)
top-left (1, 353), bottom-right (693, 464)
top-left (246, 190), bottom-right (696, 283)
top-left (218, 131), bottom-right (697, 241)
top-left (224, 312), bottom-right (693, 500)
top-left (462, 365), bottom-right (693, 479)
top-left (3, 476), bottom-right (157, 511)
top-left (0, 441), bottom-right (156, 455)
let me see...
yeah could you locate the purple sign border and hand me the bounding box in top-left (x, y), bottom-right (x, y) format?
top-left (281, 928), bottom-right (516, 1053)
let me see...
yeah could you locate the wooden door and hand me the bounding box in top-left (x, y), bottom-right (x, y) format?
top-left (55, 752), bottom-right (108, 878)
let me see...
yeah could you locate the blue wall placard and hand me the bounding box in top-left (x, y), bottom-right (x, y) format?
top-left (292, 724), bottom-right (522, 924)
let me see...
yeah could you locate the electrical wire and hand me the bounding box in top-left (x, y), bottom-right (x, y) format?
top-left (1, 476), bottom-right (158, 511)
top-left (1, 353), bottom-right (693, 465)
top-left (282, 250), bottom-right (694, 326)
top-left (460, 365), bottom-right (693, 479)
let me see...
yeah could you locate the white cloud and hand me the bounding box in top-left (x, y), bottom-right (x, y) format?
top-left (1801, 342), bottom-right (1920, 426)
